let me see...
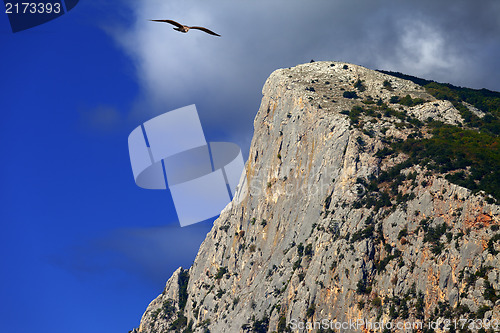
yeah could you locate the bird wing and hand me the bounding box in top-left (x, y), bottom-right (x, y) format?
top-left (189, 26), bottom-right (221, 37)
top-left (150, 19), bottom-right (185, 29)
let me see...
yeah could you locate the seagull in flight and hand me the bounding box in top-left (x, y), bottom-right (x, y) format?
top-left (150, 19), bottom-right (221, 37)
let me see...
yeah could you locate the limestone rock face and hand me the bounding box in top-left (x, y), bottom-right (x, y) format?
top-left (132, 62), bottom-right (499, 333)
top-left (136, 268), bottom-right (188, 333)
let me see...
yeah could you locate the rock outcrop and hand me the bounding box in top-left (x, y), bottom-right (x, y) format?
top-left (131, 62), bottom-right (499, 333)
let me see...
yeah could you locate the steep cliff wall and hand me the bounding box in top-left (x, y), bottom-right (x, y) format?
top-left (131, 62), bottom-right (499, 333)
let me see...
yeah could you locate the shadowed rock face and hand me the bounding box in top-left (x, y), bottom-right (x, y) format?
top-left (132, 62), bottom-right (499, 333)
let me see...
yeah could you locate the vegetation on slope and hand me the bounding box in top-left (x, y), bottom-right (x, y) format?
top-left (345, 72), bottom-right (500, 202)
top-left (378, 70), bottom-right (500, 135)
top-left (394, 125), bottom-right (500, 201)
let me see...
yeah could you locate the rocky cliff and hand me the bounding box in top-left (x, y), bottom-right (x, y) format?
top-left (131, 62), bottom-right (500, 333)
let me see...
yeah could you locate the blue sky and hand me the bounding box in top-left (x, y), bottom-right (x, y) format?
top-left (1, 1), bottom-right (500, 332)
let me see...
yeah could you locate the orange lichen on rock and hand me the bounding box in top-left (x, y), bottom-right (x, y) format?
top-left (464, 213), bottom-right (494, 230)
